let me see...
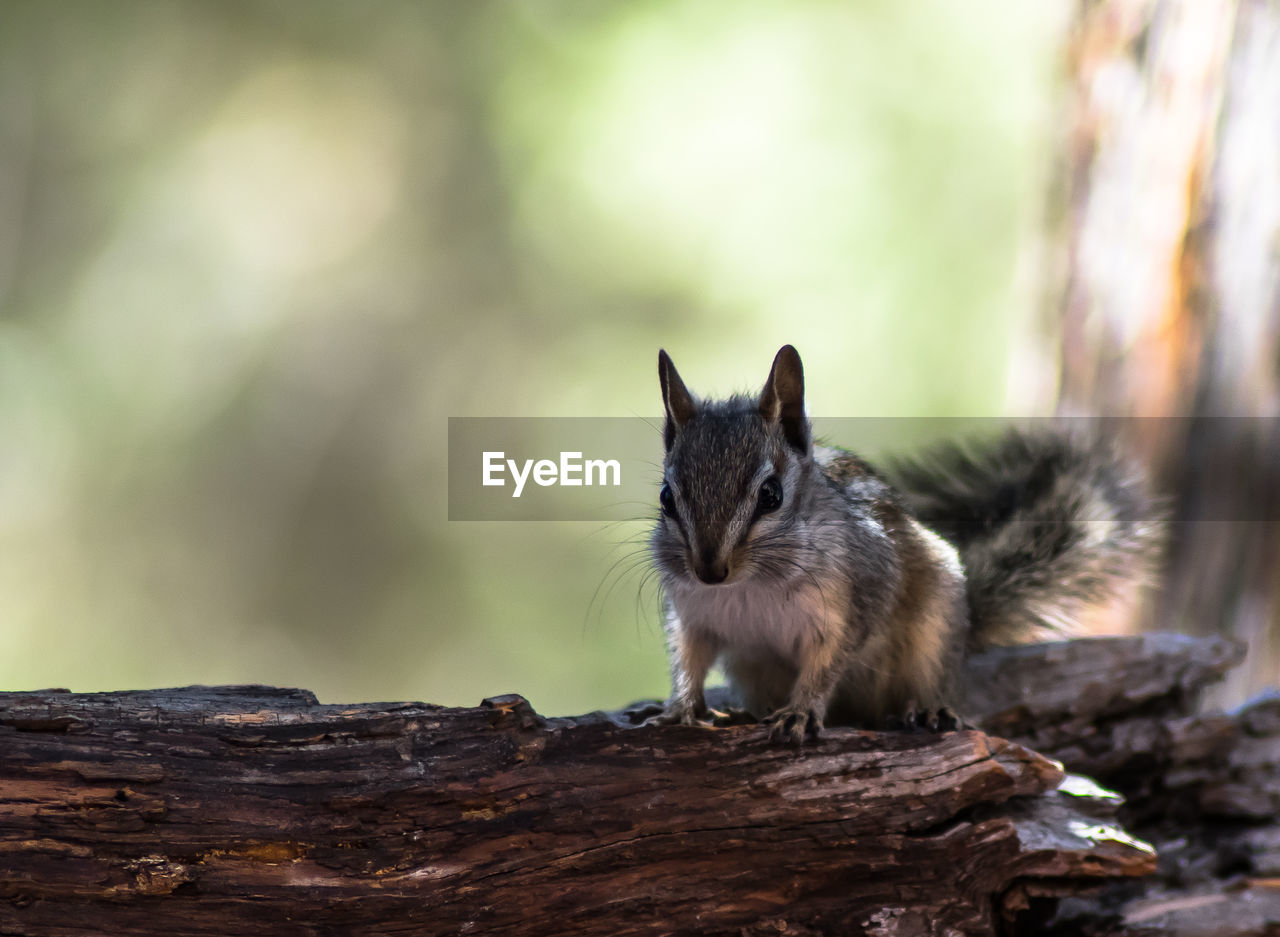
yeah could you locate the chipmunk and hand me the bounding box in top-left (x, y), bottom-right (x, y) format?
top-left (647, 345), bottom-right (1162, 744)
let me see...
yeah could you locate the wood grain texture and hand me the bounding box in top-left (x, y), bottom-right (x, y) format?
top-left (3, 634), bottom-right (1278, 936)
top-left (0, 683), bottom-right (1149, 936)
top-left (965, 635), bottom-right (1280, 936)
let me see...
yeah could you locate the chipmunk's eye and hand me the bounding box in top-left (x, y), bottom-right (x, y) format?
top-left (758, 475), bottom-right (783, 514)
top-left (660, 484), bottom-right (676, 517)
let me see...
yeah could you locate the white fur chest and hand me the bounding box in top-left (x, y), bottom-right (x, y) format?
top-left (667, 578), bottom-right (828, 663)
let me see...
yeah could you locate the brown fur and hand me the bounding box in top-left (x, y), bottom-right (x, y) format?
top-left (649, 348), bottom-right (1162, 741)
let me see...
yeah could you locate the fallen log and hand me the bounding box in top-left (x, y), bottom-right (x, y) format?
top-left (2, 686), bottom-right (1147, 936)
top-left (1, 633), bottom-right (1276, 936)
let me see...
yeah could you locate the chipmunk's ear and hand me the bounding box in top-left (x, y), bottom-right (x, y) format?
top-left (759, 345), bottom-right (809, 454)
top-left (658, 349), bottom-right (697, 451)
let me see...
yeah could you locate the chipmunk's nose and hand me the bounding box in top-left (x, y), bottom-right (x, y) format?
top-left (693, 547), bottom-right (728, 584)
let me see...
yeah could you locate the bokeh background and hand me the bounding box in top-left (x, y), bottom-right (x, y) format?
top-left (1, 1), bottom-right (1274, 714)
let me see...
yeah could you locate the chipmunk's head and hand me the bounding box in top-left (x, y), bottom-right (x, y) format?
top-left (652, 345), bottom-right (812, 586)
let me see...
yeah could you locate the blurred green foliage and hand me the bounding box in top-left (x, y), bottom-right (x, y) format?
top-left (0, 1), bottom-right (1064, 713)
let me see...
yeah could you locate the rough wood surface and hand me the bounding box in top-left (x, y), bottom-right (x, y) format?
top-left (2, 633), bottom-right (1278, 936)
top-left (2, 684), bottom-right (1148, 936)
top-left (965, 635), bottom-right (1280, 936)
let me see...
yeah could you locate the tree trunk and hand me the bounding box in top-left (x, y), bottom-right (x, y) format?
top-left (1051, 0), bottom-right (1280, 704)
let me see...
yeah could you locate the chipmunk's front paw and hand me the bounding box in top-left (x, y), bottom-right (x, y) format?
top-left (764, 705), bottom-right (822, 746)
top-left (886, 703), bottom-right (962, 733)
top-left (643, 700), bottom-right (724, 729)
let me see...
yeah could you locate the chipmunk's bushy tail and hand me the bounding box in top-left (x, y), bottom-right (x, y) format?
top-left (885, 428), bottom-right (1165, 648)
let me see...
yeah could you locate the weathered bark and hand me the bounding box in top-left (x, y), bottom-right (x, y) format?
top-left (965, 634), bottom-right (1280, 935)
top-left (1, 688), bottom-right (1142, 936)
top-left (2, 634), bottom-right (1278, 936)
